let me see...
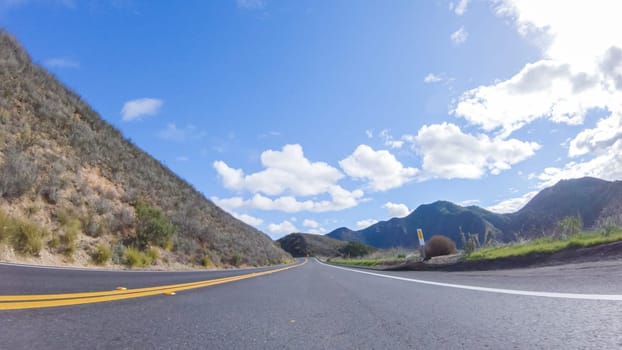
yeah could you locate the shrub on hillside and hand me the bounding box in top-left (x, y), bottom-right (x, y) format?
top-left (123, 247), bottom-right (152, 268)
top-left (0, 148), bottom-right (38, 199)
top-left (338, 241), bottom-right (375, 258)
top-left (91, 243), bottom-right (111, 265)
top-left (425, 235), bottom-right (457, 258)
top-left (133, 200), bottom-right (176, 250)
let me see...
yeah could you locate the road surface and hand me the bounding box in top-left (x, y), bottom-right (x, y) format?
top-left (1, 258), bottom-right (622, 349)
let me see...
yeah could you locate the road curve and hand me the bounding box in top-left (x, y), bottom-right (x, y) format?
top-left (2, 258), bottom-right (621, 349)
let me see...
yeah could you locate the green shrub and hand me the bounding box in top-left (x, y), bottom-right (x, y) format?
top-left (59, 218), bottom-right (81, 256)
top-left (338, 241), bottom-right (375, 258)
top-left (424, 235), bottom-right (457, 258)
top-left (201, 255), bottom-right (212, 267)
top-left (0, 211), bottom-right (44, 256)
top-left (133, 200), bottom-right (176, 249)
top-left (0, 148), bottom-right (38, 199)
top-left (230, 254), bottom-right (241, 267)
top-left (148, 247), bottom-right (159, 262)
top-left (557, 215), bottom-right (583, 238)
top-left (9, 220), bottom-right (43, 256)
top-left (91, 244), bottom-right (111, 265)
top-left (123, 247), bottom-right (152, 268)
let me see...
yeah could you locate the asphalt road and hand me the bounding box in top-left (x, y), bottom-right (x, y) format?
top-left (1, 258), bottom-right (622, 349)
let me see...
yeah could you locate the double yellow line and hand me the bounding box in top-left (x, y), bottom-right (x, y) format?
top-left (0, 259), bottom-right (305, 310)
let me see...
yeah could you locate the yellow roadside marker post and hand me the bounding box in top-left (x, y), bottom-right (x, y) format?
top-left (417, 228), bottom-right (426, 261)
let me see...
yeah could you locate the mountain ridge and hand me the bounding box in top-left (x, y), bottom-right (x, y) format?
top-left (327, 177), bottom-right (622, 249)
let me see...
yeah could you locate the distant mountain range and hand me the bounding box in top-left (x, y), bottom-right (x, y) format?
top-left (277, 233), bottom-right (348, 257)
top-left (326, 177), bottom-right (622, 249)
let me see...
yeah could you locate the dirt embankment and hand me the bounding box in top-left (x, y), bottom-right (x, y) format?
top-left (381, 241), bottom-right (622, 271)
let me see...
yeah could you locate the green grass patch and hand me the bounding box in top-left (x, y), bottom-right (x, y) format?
top-left (329, 257), bottom-right (406, 267)
top-left (467, 228), bottom-right (622, 261)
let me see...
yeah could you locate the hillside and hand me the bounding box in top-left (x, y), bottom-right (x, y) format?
top-left (277, 233), bottom-right (348, 257)
top-left (327, 177), bottom-right (622, 249)
top-left (0, 30), bottom-right (290, 268)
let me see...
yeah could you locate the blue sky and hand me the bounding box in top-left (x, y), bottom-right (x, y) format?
top-left (3, 0), bottom-right (622, 239)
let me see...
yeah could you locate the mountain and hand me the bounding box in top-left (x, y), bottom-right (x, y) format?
top-left (0, 30), bottom-right (289, 267)
top-left (327, 177), bottom-right (622, 249)
top-left (277, 233), bottom-right (348, 257)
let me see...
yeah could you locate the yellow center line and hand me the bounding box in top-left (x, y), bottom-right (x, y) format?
top-left (0, 259), bottom-right (306, 310)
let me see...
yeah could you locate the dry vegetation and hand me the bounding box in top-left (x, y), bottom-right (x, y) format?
top-left (0, 30), bottom-right (290, 268)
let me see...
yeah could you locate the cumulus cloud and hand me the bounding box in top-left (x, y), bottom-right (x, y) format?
top-left (535, 141), bottom-right (622, 188)
top-left (340, 145), bottom-right (418, 191)
top-left (451, 26), bottom-right (468, 44)
top-left (415, 123), bottom-right (540, 179)
top-left (356, 219), bottom-right (378, 229)
top-left (449, 0), bottom-right (470, 16)
top-left (383, 202), bottom-right (410, 218)
top-left (302, 219), bottom-right (319, 229)
top-left (215, 144), bottom-right (344, 196)
top-left (487, 191), bottom-right (538, 213)
top-left (452, 0), bottom-right (622, 184)
top-left (267, 220), bottom-right (297, 235)
top-left (232, 212), bottom-right (264, 227)
top-left (453, 60), bottom-right (607, 137)
top-left (121, 98), bottom-right (163, 121)
top-left (213, 161), bottom-right (245, 191)
top-left (212, 187), bottom-right (364, 213)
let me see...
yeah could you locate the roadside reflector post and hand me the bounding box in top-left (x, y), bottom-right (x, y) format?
top-left (417, 228), bottom-right (426, 261)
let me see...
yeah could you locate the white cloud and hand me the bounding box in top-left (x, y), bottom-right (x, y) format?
top-left (356, 219), bottom-right (378, 229)
top-left (231, 212), bottom-right (263, 227)
top-left (340, 144), bottom-right (418, 191)
top-left (415, 123), bottom-right (540, 179)
top-left (213, 144), bottom-right (366, 213)
top-left (365, 130), bottom-right (373, 138)
top-left (450, 26), bottom-right (468, 44)
top-left (121, 98), bottom-right (163, 121)
top-left (535, 140), bottom-right (622, 188)
top-left (452, 0), bottom-right (622, 186)
top-left (377, 129), bottom-right (405, 149)
top-left (215, 144), bottom-right (343, 196)
top-left (212, 187), bottom-right (364, 213)
top-left (495, 0), bottom-right (622, 70)
top-left (459, 199), bottom-right (481, 206)
top-left (302, 219), bottom-right (319, 229)
top-left (451, 0), bottom-right (470, 16)
top-left (176, 156), bottom-right (189, 162)
top-left (268, 220), bottom-right (297, 235)
top-left (213, 161), bottom-right (245, 191)
top-left (424, 73), bottom-right (443, 83)
top-left (158, 123), bottom-right (206, 142)
top-left (44, 57), bottom-right (79, 68)
top-left (383, 202), bottom-right (410, 218)
top-left (569, 112), bottom-right (622, 157)
top-left (487, 191), bottom-right (539, 213)
top-left (453, 60), bottom-right (608, 137)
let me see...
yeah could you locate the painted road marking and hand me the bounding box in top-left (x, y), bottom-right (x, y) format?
top-left (319, 259), bottom-right (622, 301)
top-left (0, 260), bottom-right (305, 310)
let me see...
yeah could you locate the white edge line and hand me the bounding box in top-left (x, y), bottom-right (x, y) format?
top-left (317, 259), bottom-right (622, 301)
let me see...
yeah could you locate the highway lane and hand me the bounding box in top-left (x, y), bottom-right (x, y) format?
top-left (2, 258), bottom-right (622, 349)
